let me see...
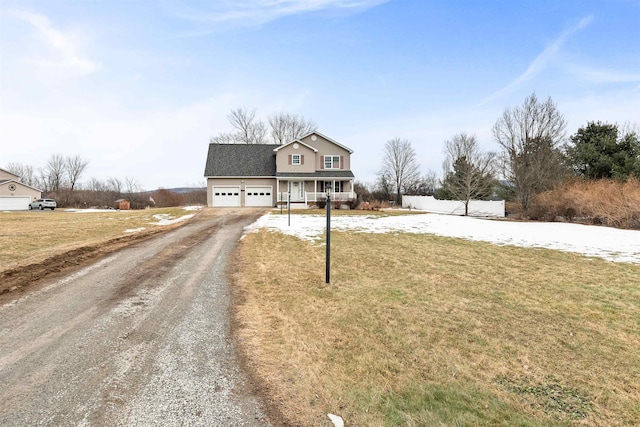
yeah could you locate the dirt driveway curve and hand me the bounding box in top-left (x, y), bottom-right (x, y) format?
top-left (0, 208), bottom-right (271, 426)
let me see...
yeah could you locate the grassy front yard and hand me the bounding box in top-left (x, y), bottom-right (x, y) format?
top-left (233, 222), bottom-right (640, 426)
top-left (0, 207), bottom-right (191, 272)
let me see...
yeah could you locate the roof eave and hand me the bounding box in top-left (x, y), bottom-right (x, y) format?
top-left (296, 131), bottom-right (354, 154)
top-left (273, 139), bottom-right (318, 152)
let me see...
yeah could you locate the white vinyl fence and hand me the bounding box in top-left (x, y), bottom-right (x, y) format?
top-left (402, 195), bottom-right (505, 217)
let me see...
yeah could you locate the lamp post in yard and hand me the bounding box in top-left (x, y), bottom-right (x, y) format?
top-left (288, 191), bottom-right (291, 227)
top-left (326, 188), bottom-right (331, 284)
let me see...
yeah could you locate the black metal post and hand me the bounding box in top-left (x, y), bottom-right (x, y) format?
top-left (288, 192), bottom-right (291, 227)
top-left (326, 193), bottom-right (331, 284)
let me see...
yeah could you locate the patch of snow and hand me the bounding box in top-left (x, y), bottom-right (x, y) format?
top-left (244, 213), bottom-right (640, 264)
top-left (150, 214), bottom-right (195, 225)
top-left (328, 414), bottom-right (344, 427)
top-left (124, 227), bottom-right (146, 233)
top-left (184, 205), bottom-right (203, 211)
top-left (65, 208), bottom-right (117, 213)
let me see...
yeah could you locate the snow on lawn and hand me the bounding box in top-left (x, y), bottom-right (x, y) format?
top-left (151, 213), bottom-right (195, 225)
top-left (245, 212), bottom-right (640, 264)
top-left (124, 227), bottom-right (146, 233)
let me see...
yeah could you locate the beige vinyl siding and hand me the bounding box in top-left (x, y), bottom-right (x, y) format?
top-left (275, 144), bottom-right (316, 173)
top-left (298, 135), bottom-right (351, 171)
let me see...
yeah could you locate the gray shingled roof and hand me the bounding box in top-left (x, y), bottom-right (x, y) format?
top-left (204, 144), bottom-right (279, 177)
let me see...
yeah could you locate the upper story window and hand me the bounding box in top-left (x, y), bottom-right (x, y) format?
top-left (288, 154), bottom-right (304, 165)
top-left (324, 155), bottom-right (341, 169)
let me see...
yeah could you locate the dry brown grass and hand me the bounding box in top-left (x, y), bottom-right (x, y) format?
top-left (0, 207), bottom-right (191, 272)
top-left (234, 226), bottom-right (640, 426)
top-left (532, 178), bottom-right (640, 228)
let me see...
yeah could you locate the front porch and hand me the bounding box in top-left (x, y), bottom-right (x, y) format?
top-left (276, 178), bottom-right (355, 206)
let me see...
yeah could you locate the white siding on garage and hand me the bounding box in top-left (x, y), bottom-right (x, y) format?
top-left (0, 197), bottom-right (30, 211)
top-left (245, 186), bottom-right (273, 207)
top-left (212, 186), bottom-right (241, 207)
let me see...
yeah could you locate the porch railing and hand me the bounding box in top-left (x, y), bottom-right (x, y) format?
top-left (276, 191), bottom-right (355, 203)
top-left (306, 192), bottom-right (354, 202)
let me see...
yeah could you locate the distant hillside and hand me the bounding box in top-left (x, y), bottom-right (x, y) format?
top-left (162, 187), bottom-right (207, 194)
top-left (138, 187), bottom-right (206, 195)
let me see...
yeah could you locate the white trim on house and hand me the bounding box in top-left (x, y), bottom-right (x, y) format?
top-left (0, 179), bottom-right (43, 193)
top-left (297, 131), bottom-right (354, 154)
top-left (323, 155), bottom-right (341, 169)
top-left (272, 139), bottom-right (318, 152)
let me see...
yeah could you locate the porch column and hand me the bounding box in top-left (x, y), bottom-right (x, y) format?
top-left (276, 178), bottom-right (280, 203)
top-left (314, 179), bottom-right (317, 201)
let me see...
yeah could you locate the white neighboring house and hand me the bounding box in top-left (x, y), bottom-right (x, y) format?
top-left (0, 168), bottom-right (42, 211)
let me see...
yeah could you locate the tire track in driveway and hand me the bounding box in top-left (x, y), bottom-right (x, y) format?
top-left (0, 208), bottom-right (271, 426)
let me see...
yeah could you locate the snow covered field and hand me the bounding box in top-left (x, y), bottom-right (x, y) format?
top-left (245, 212), bottom-right (640, 265)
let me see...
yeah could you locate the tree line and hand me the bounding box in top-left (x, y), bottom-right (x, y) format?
top-left (4, 155), bottom-right (206, 208)
top-left (368, 92), bottom-right (639, 217)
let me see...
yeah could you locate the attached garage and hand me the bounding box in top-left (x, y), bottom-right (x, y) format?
top-left (0, 196), bottom-right (30, 211)
top-left (245, 186), bottom-right (273, 207)
top-left (212, 186), bottom-right (240, 207)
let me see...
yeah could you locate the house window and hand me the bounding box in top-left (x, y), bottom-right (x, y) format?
top-left (324, 155), bottom-right (340, 169)
top-left (322, 181), bottom-right (343, 192)
top-left (292, 154), bottom-right (301, 165)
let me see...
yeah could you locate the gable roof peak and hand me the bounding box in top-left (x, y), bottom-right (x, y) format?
top-left (273, 139), bottom-right (318, 152)
top-left (297, 131), bottom-right (354, 154)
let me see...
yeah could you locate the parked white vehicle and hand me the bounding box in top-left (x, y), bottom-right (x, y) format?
top-left (29, 198), bottom-right (57, 210)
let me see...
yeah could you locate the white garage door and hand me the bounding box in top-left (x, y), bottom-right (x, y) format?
top-left (0, 197), bottom-right (30, 211)
top-left (212, 186), bottom-right (240, 207)
top-left (245, 186), bottom-right (273, 207)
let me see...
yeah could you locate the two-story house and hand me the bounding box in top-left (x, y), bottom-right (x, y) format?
top-left (204, 132), bottom-right (355, 207)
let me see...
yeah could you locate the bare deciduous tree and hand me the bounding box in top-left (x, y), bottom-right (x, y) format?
top-left (4, 162), bottom-right (36, 187)
top-left (492, 93), bottom-right (567, 217)
top-left (442, 132), bottom-right (496, 215)
top-left (125, 176), bottom-right (142, 195)
top-left (268, 112), bottom-right (316, 144)
top-left (209, 132), bottom-right (237, 144)
top-left (210, 107), bottom-right (317, 145)
top-left (41, 154), bottom-right (67, 191)
top-left (210, 107), bottom-right (268, 144)
top-left (66, 155), bottom-right (90, 190)
top-left (107, 177), bottom-right (123, 193)
top-left (404, 170), bottom-right (440, 196)
top-left (380, 138), bottom-right (421, 204)
top-left (87, 177), bottom-right (106, 192)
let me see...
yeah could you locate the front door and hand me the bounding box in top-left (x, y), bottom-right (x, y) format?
top-left (290, 181), bottom-right (304, 202)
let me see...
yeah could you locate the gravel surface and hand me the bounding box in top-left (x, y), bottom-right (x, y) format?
top-left (0, 208), bottom-right (271, 426)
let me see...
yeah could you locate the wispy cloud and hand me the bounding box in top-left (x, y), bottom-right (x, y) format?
top-left (12, 10), bottom-right (100, 75)
top-left (174, 0), bottom-right (390, 35)
top-left (481, 15), bottom-right (594, 104)
top-left (565, 64), bottom-right (640, 84)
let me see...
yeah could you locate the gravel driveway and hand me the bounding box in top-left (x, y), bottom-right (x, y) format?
top-left (0, 208), bottom-right (271, 426)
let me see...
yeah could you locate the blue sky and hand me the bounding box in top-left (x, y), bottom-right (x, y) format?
top-left (1, 0), bottom-right (639, 190)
